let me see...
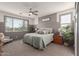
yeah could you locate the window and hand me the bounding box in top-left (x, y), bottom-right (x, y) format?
top-left (5, 16), bottom-right (28, 32)
top-left (5, 17), bottom-right (13, 32)
top-left (60, 13), bottom-right (72, 28)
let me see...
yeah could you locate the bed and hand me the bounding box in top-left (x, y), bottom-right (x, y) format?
top-left (23, 33), bottom-right (54, 50)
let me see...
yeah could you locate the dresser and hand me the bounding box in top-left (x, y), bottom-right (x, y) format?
top-left (53, 33), bottom-right (63, 45)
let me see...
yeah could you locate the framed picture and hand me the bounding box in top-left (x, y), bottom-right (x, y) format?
top-left (42, 18), bottom-right (50, 21)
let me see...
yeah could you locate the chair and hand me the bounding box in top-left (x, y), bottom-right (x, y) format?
top-left (0, 33), bottom-right (4, 53)
top-left (0, 33), bottom-right (4, 45)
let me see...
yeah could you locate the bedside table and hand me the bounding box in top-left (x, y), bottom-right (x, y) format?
top-left (53, 33), bottom-right (63, 45)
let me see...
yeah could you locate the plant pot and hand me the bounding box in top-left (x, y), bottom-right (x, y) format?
top-left (64, 42), bottom-right (69, 46)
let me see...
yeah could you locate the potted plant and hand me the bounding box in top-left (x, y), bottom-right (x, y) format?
top-left (60, 26), bottom-right (74, 46)
top-left (63, 31), bottom-right (74, 46)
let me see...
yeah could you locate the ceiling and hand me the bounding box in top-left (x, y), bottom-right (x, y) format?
top-left (0, 2), bottom-right (75, 17)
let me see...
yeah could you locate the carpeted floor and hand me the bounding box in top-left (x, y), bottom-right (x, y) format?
top-left (1, 40), bottom-right (74, 56)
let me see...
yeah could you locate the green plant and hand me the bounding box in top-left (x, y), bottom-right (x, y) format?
top-left (61, 26), bottom-right (74, 46)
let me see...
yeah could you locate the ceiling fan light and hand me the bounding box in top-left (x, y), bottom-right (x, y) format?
top-left (29, 13), bottom-right (32, 15)
top-left (29, 13), bottom-right (32, 16)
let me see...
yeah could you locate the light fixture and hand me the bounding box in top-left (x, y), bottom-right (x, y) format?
top-left (19, 8), bottom-right (38, 17)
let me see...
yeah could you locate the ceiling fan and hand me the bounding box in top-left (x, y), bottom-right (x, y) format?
top-left (19, 8), bottom-right (38, 16)
top-left (28, 8), bottom-right (38, 16)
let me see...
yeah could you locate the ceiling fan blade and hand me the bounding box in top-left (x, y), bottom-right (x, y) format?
top-left (33, 13), bottom-right (38, 15)
top-left (32, 11), bottom-right (38, 15)
top-left (34, 10), bottom-right (38, 12)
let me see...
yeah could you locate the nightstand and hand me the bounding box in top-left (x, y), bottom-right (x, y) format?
top-left (53, 33), bottom-right (63, 45)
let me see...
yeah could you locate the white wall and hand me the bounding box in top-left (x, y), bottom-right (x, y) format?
top-left (34, 16), bottom-right (38, 25)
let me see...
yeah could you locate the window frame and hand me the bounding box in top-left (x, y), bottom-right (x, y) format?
top-left (4, 16), bottom-right (29, 32)
top-left (59, 12), bottom-right (72, 28)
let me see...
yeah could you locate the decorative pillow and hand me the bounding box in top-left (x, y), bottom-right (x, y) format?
top-left (36, 28), bottom-right (53, 34)
top-left (36, 30), bottom-right (44, 34)
top-left (41, 28), bottom-right (53, 34)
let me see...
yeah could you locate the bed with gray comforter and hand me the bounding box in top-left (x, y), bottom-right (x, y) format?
top-left (23, 33), bottom-right (54, 50)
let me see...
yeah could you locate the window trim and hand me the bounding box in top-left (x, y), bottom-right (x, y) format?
top-left (4, 16), bottom-right (29, 32)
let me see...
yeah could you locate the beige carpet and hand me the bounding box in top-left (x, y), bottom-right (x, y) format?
top-left (1, 40), bottom-right (74, 56)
